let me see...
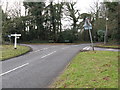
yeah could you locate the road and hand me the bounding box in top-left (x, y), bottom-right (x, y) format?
top-left (83, 46), bottom-right (120, 52)
top-left (2, 44), bottom-right (91, 88)
top-left (1, 44), bottom-right (119, 88)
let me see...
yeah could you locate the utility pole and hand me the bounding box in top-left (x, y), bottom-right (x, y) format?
top-left (104, 17), bottom-right (108, 44)
top-left (104, 7), bottom-right (108, 44)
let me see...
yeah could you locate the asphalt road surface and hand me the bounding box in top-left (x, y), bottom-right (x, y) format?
top-left (2, 44), bottom-right (91, 88)
top-left (1, 44), bottom-right (119, 88)
top-left (83, 46), bottom-right (120, 52)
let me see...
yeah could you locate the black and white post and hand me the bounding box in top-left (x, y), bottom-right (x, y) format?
top-left (11, 33), bottom-right (21, 49)
top-left (83, 17), bottom-right (94, 51)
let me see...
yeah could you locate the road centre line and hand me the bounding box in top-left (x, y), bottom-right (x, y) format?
top-left (34, 46), bottom-right (57, 53)
top-left (40, 48), bottom-right (48, 50)
top-left (62, 47), bottom-right (70, 50)
top-left (43, 48), bottom-right (48, 50)
top-left (73, 45), bottom-right (79, 46)
top-left (41, 51), bottom-right (56, 59)
top-left (34, 50), bottom-right (40, 52)
top-left (51, 46), bottom-right (57, 48)
top-left (0, 63), bottom-right (29, 76)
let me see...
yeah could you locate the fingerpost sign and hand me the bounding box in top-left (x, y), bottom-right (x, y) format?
top-left (11, 33), bottom-right (21, 49)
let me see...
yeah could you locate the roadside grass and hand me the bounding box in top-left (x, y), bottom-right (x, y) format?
top-left (0, 45), bottom-right (31, 61)
top-left (51, 51), bottom-right (118, 88)
top-left (94, 44), bottom-right (120, 49)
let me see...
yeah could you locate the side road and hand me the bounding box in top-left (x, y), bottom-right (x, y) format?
top-left (82, 46), bottom-right (120, 52)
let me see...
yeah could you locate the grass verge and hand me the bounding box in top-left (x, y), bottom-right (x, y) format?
top-left (0, 45), bottom-right (31, 61)
top-left (51, 51), bottom-right (118, 88)
top-left (94, 44), bottom-right (120, 49)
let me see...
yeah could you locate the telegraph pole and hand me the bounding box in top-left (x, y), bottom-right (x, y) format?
top-left (104, 7), bottom-right (108, 44)
top-left (104, 17), bottom-right (108, 44)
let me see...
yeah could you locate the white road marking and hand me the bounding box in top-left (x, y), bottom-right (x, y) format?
top-left (0, 63), bottom-right (29, 76)
top-left (106, 49), bottom-right (114, 50)
top-left (39, 48), bottom-right (48, 51)
top-left (44, 48), bottom-right (48, 50)
top-left (34, 48), bottom-right (48, 52)
top-left (51, 46), bottom-right (57, 48)
top-left (83, 46), bottom-right (91, 50)
top-left (73, 45), bottom-right (79, 46)
top-left (34, 46), bottom-right (58, 53)
top-left (86, 47), bottom-right (90, 50)
top-left (83, 47), bottom-right (87, 50)
top-left (105, 49), bottom-right (119, 51)
top-left (33, 46), bottom-right (58, 53)
top-left (41, 51), bottom-right (56, 59)
top-left (62, 47), bottom-right (69, 50)
top-left (34, 50), bottom-right (40, 52)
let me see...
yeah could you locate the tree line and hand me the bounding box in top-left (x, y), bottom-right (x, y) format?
top-left (1, 0), bottom-right (119, 43)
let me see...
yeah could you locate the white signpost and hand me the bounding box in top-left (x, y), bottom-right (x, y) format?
top-left (83, 17), bottom-right (94, 51)
top-left (11, 33), bottom-right (21, 49)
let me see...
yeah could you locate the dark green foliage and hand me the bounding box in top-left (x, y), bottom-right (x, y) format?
top-left (58, 30), bottom-right (74, 43)
top-left (2, 1), bottom-right (82, 43)
top-left (64, 2), bottom-right (81, 42)
top-left (2, 1), bottom-right (119, 43)
top-left (104, 2), bottom-right (119, 41)
top-left (88, 1), bottom-right (119, 43)
top-left (97, 30), bottom-right (105, 42)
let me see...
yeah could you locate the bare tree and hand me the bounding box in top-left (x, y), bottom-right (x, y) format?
top-left (88, 0), bottom-right (108, 42)
top-left (89, 0), bottom-right (102, 22)
top-left (6, 1), bottom-right (22, 18)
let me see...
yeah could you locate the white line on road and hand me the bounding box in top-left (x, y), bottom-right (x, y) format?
top-left (83, 46), bottom-right (91, 50)
top-left (83, 47), bottom-right (87, 50)
top-left (62, 48), bottom-right (65, 50)
top-left (34, 48), bottom-right (48, 52)
top-left (51, 46), bottom-right (57, 48)
top-left (62, 47), bottom-right (70, 50)
top-left (42, 48), bottom-right (48, 50)
top-left (41, 51), bottom-right (56, 59)
top-left (34, 50), bottom-right (40, 52)
top-left (106, 49), bottom-right (115, 50)
top-left (73, 45), bottom-right (79, 46)
top-left (86, 47), bottom-right (90, 50)
top-left (33, 46), bottom-right (58, 53)
top-left (0, 63), bottom-right (29, 76)
top-left (40, 48), bottom-right (47, 50)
